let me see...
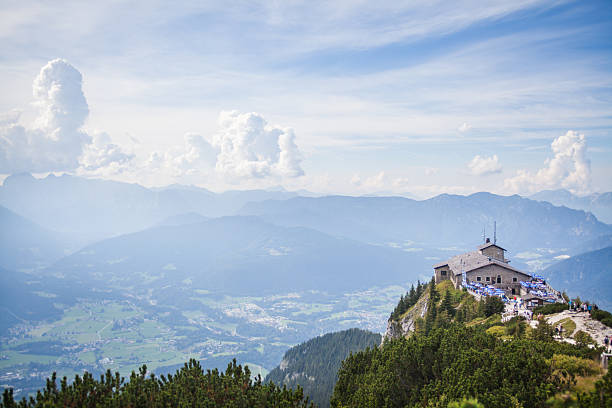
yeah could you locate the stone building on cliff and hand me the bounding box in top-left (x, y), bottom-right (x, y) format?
top-left (433, 238), bottom-right (531, 296)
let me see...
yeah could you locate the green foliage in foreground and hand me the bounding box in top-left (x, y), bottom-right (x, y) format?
top-left (534, 303), bottom-right (569, 315)
top-left (1, 359), bottom-right (312, 408)
top-left (266, 328), bottom-right (381, 408)
top-left (590, 308), bottom-right (612, 328)
top-left (331, 324), bottom-right (598, 408)
top-left (576, 370), bottom-right (612, 407)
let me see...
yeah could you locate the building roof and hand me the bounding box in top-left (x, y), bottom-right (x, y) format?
top-left (433, 249), bottom-right (530, 277)
top-left (477, 241), bottom-right (506, 251)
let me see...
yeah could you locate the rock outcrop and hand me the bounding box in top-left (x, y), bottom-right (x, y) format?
top-left (383, 289), bottom-right (429, 342)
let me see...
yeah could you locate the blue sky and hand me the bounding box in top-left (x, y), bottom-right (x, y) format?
top-left (0, 0), bottom-right (611, 196)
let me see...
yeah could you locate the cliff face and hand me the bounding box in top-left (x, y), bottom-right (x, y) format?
top-left (383, 289), bottom-right (429, 342)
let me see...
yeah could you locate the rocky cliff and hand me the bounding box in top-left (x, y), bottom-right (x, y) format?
top-left (383, 288), bottom-right (429, 341)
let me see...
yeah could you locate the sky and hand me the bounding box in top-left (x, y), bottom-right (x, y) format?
top-left (0, 0), bottom-right (611, 197)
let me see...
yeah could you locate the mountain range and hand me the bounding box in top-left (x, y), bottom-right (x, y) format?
top-left (44, 216), bottom-right (427, 295)
top-left (0, 205), bottom-right (71, 271)
top-left (0, 173), bottom-right (298, 245)
top-left (238, 193), bottom-right (612, 254)
top-left (542, 246), bottom-right (612, 310)
top-left (530, 189), bottom-right (612, 224)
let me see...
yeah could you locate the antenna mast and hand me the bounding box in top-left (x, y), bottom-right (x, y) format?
top-left (494, 221), bottom-right (497, 245)
top-left (482, 226), bottom-right (486, 244)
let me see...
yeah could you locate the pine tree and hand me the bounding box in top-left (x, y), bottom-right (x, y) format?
top-left (408, 284), bottom-right (416, 305)
top-left (441, 289), bottom-right (455, 317)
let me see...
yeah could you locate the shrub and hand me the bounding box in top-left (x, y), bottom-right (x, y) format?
top-left (574, 331), bottom-right (596, 347)
top-left (590, 309), bottom-right (612, 329)
top-left (550, 354), bottom-right (601, 377)
top-left (448, 398), bottom-right (485, 408)
top-left (486, 325), bottom-right (506, 337)
top-left (484, 296), bottom-right (505, 317)
top-left (533, 303), bottom-right (567, 315)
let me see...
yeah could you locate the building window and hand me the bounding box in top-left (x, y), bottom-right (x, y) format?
top-left (477, 276), bottom-right (481, 281)
top-left (497, 275), bottom-right (501, 283)
top-left (486, 276), bottom-right (490, 282)
top-left (441, 270), bottom-right (447, 276)
top-left (513, 277), bottom-right (517, 282)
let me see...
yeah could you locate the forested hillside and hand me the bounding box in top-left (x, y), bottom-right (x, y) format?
top-left (331, 324), bottom-right (610, 407)
top-left (332, 280), bottom-right (611, 407)
top-left (265, 328), bottom-right (381, 408)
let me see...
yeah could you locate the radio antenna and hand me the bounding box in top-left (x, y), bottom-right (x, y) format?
top-left (494, 221), bottom-right (497, 245)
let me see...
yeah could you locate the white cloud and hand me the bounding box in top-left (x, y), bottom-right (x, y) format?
top-left (504, 130), bottom-right (591, 194)
top-left (458, 122), bottom-right (472, 132)
top-left (467, 154), bottom-right (502, 176)
top-left (0, 59), bottom-right (132, 174)
top-left (146, 132), bottom-right (217, 177)
top-left (0, 59), bottom-right (89, 173)
top-left (213, 111), bottom-right (303, 180)
top-left (78, 131), bottom-right (134, 175)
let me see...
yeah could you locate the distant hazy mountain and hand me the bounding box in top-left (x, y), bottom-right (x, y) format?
top-left (239, 192), bottom-right (612, 254)
top-left (530, 189), bottom-right (612, 224)
top-left (0, 173), bottom-right (298, 243)
top-left (265, 328), bottom-right (381, 408)
top-left (0, 205), bottom-right (71, 271)
top-left (46, 216), bottom-right (429, 295)
top-left (155, 212), bottom-right (209, 227)
top-left (542, 246), bottom-right (612, 310)
top-left (0, 267), bottom-right (90, 335)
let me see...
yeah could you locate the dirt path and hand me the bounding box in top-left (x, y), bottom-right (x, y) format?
top-left (547, 310), bottom-right (612, 348)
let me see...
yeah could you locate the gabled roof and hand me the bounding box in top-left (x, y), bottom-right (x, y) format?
top-left (433, 261), bottom-right (449, 269)
top-left (433, 249), bottom-right (530, 278)
top-left (466, 259), bottom-right (531, 277)
top-left (477, 242), bottom-right (506, 251)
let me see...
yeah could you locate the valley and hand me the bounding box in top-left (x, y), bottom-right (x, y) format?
top-left (0, 283), bottom-right (407, 397)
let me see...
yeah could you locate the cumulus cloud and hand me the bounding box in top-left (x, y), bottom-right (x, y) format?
top-left (79, 131), bottom-right (134, 175)
top-left (504, 131), bottom-right (591, 195)
top-left (147, 133), bottom-right (216, 177)
top-left (0, 59), bottom-right (132, 174)
top-left (0, 59), bottom-right (89, 173)
top-left (458, 122), bottom-right (472, 132)
top-left (213, 111), bottom-right (303, 179)
top-left (467, 154), bottom-right (502, 176)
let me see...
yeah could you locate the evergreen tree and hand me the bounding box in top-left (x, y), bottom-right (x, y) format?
top-left (477, 298), bottom-right (486, 318)
top-left (408, 284), bottom-right (416, 305)
top-left (532, 319), bottom-right (554, 342)
top-left (416, 280), bottom-right (423, 298)
top-left (332, 324), bottom-right (595, 408)
top-left (1, 359), bottom-right (313, 408)
top-left (442, 289), bottom-right (455, 317)
top-left (484, 296), bottom-right (505, 317)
